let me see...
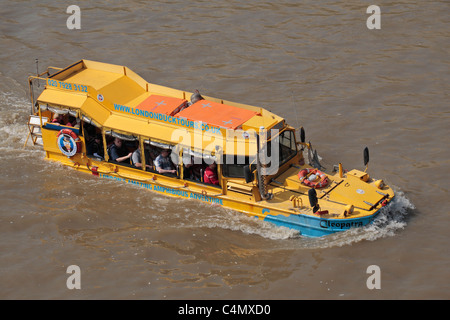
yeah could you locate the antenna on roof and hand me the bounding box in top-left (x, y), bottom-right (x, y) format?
top-left (291, 90), bottom-right (300, 128)
top-left (35, 58), bottom-right (39, 87)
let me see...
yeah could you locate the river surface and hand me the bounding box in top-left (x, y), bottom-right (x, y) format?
top-left (0, 0), bottom-right (448, 300)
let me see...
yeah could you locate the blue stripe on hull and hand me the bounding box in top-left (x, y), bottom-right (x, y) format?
top-left (263, 210), bottom-right (381, 237)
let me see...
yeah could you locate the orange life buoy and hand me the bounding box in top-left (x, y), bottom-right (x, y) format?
top-left (57, 129), bottom-right (81, 157)
top-left (298, 168), bottom-right (329, 189)
top-left (57, 128), bottom-right (78, 140)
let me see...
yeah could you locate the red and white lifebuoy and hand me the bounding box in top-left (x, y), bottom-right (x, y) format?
top-left (57, 129), bottom-right (81, 157)
top-left (298, 168), bottom-right (329, 189)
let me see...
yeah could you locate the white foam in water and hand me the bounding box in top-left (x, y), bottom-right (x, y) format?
top-left (186, 185), bottom-right (414, 247)
top-left (199, 209), bottom-right (301, 240)
top-left (362, 187), bottom-right (414, 237)
top-left (0, 91), bottom-right (31, 150)
top-left (157, 198), bottom-right (301, 241)
top-left (299, 186), bottom-right (415, 249)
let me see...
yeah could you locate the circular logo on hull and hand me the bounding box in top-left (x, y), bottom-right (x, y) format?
top-left (57, 133), bottom-right (78, 157)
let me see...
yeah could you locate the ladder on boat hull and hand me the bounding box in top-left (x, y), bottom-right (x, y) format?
top-left (23, 115), bottom-right (47, 148)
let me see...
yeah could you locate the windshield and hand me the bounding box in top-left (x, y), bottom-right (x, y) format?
top-left (261, 129), bottom-right (297, 175)
top-left (278, 129), bottom-right (297, 166)
top-left (222, 130), bottom-right (297, 179)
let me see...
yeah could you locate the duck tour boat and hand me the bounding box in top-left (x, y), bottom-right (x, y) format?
top-left (24, 59), bottom-right (394, 237)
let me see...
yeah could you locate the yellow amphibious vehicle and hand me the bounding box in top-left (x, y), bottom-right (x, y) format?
top-left (25, 60), bottom-right (394, 237)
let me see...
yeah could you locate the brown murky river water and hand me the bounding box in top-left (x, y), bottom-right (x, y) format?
top-left (0, 0), bottom-right (449, 300)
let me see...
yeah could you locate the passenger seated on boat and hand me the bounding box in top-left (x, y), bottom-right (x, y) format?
top-left (185, 90), bottom-right (205, 109)
top-left (155, 149), bottom-right (177, 175)
top-left (204, 162), bottom-right (219, 185)
top-left (131, 143), bottom-right (152, 170)
top-left (87, 133), bottom-right (104, 160)
top-left (84, 123), bottom-right (96, 139)
top-left (108, 137), bottom-right (132, 164)
top-left (183, 156), bottom-right (203, 181)
top-left (52, 113), bottom-right (67, 125)
top-left (147, 145), bottom-right (159, 167)
top-left (51, 113), bottom-right (77, 127)
top-left (178, 90), bottom-right (204, 113)
top-left (68, 115), bottom-right (80, 128)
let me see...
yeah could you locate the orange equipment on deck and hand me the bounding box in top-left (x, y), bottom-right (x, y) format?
top-left (136, 94), bottom-right (187, 116)
top-left (176, 99), bottom-right (258, 130)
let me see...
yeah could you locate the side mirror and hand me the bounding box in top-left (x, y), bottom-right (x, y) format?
top-left (244, 166), bottom-right (253, 183)
top-left (300, 127), bottom-right (305, 143)
top-left (364, 147), bottom-right (369, 166)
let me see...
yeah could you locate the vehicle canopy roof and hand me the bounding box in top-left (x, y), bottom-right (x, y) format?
top-left (36, 60), bottom-right (286, 157)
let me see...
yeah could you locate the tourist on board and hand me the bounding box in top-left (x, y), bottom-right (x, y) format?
top-left (87, 133), bottom-right (104, 160)
top-left (147, 145), bottom-right (159, 165)
top-left (189, 90), bottom-right (204, 105)
top-left (180, 90), bottom-right (205, 112)
top-left (183, 156), bottom-right (203, 181)
top-left (68, 115), bottom-right (80, 128)
top-left (108, 137), bottom-right (132, 163)
top-left (178, 90), bottom-right (205, 112)
top-left (131, 143), bottom-right (153, 170)
top-left (52, 113), bottom-right (66, 125)
top-left (204, 162), bottom-right (219, 185)
top-left (155, 149), bottom-right (177, 175)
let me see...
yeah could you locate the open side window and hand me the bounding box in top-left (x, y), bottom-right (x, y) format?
top-left (105, 131), bottom-right (138, 167)
top-left (143, 139), bottom-right (178, 178)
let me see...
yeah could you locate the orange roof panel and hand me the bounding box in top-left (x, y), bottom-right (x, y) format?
top-left (176, 100), bottom-right (258, 129)
top-left (136, 94), bottom-right (187, 116)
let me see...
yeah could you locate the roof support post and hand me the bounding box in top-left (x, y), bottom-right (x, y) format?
top-left (102, 128), bottom-right (109, 162)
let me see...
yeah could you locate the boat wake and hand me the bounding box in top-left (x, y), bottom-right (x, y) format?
top-left (159, 184), bottom-right (414, 247)
top-left (103, 162), bottom-right (414, 246)
top-left (198, 209), bottom-right (301, 241)
top-left (180, 185), bottom-right (415, 247)
top-left (0, 90), bottom-right (31, 152)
